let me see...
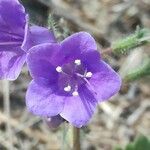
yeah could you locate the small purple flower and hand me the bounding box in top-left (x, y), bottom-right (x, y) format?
top-left (26, 32), bottom-right (121, 128)
top-left (0, 0), bottom-right (56, 80)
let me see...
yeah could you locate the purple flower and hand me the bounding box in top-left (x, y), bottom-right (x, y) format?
top-left (0, 0), bottom-right (56, 80)
top-left (26, 32), bottom-right (121, 128)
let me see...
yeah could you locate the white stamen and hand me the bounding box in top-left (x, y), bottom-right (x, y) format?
top-left (56, 66), bottom-right (62, 73)
top-left (72, 91), bottom-right (79, 96)
top-left (74, 59), bottom-right (81, 65)
top-left (64, 85), bottom-right (71, 92)
top-left (85, 72), bottom-right (93, 78)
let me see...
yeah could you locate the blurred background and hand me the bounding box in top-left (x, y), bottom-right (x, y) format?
top-left (0, 0), bottom-right (150, 149)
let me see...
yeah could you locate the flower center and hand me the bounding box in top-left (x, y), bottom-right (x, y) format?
top-left (56, 59), bottom-right (93, 96)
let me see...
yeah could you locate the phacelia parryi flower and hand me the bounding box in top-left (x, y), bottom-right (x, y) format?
top-left (0, 0), bottom-right (55, 80)
top-left (26, 32), bottom-right (121, 128)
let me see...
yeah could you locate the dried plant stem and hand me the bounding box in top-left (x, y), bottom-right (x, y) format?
top-left (73, 127), bottom-right (81, 150)
top-left (2, 80), bottom-right (13, 149)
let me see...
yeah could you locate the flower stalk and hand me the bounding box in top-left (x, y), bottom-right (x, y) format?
top-left (2, 80), bottom-right (13, 149)
top-left (61, 125), bottom-right (81, 150)
top-left (73, 127), bottom-right (81, 150)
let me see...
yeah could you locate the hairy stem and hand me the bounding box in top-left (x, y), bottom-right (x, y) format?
top-left (112, 28), bottom-right (150, 54)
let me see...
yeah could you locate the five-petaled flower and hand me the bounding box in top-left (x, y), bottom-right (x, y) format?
top-left (26, 32), bottom-right (121, 128)
top-left (0, 0), bottom-right (55, 80)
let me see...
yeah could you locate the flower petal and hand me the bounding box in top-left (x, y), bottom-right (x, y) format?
top-left (0, 0), bottom-right (26, 51)
top-left (60, 32), bottom-right (98, 63)
top-left (60, 85), bottom-right (97, 128)
top-left (89, 60), bottom-right (121, 101)
top-left (0, 49), bottom-right (26, 80)
top-left (22, 25), bottom-right (56, 52)
top-left (26, 80), bottom-right (65, 117)
top-left (81, 50), bottom-right (100, 69)
top-left (27, 43), bottom-right (64, 81)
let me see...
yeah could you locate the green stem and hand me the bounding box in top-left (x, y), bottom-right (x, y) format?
top-left (112, 28), bottom-right (150, 54)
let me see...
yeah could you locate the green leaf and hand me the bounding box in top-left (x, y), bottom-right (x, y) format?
top-left (125, 143), bottom-right (134, 150)
top-left (134, 136), bottom-right (150, 150)
top-left (124, 57), bottom-right (150, 81)
top-left (114, 146), bottom-right (123, 150)
top-left (113, 135), bottom-right (150, 150)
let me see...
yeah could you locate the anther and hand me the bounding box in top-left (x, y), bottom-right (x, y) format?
top-left (64, 85), bottom-right (71, 92)
top-left (72, 91), bottom-right (79, 96)
top-left (56, 66), bottom-right (62, 73)
top-left (74, 59), bottom-right (81, 65)
top-left (85, 72), bottom-right (93, 78)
